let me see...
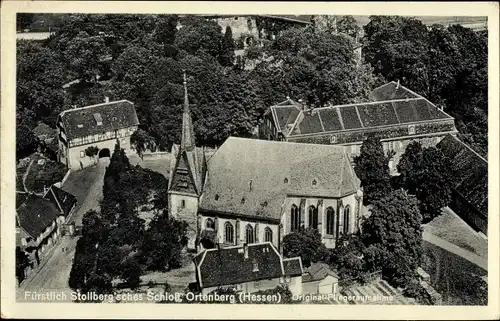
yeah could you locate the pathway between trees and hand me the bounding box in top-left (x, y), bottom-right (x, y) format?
top-left (22, 159), bottom-right (35, 192)
top-left (422, 231), bottom-right (487, 271)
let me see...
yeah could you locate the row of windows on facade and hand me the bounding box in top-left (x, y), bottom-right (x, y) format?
top-left (205, 218), bottom-right (274, 245)
top-left (204, 204), bottom-right (351, 245)
top-left (291, 204), bottom-right (351, 236)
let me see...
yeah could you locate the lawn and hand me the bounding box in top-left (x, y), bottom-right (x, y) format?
top-left (24, 154), bottom-right (68, 193)
top-left (423, 208), bottom-right (487, 259)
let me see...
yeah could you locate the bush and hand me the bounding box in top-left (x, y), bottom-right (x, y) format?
top-left (403, 280), bottom-right (434, 305)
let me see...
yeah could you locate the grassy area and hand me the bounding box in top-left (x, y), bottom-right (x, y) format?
top-left (423, 208), bottom-right (487, 259)
top-left (140, 252), bottom-right (196, 293)
top-left (422, 242), bottom-right (487, 305)
top-left (24, 155), bottom-right (68, 193)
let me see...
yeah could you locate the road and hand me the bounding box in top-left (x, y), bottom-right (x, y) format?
top-left (16, 160), bottom-right (108, 302)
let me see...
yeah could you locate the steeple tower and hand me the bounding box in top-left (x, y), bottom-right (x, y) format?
top-left (181, 71), bottom-right (196, 152)
top-left (167, 70), bottom-right (207, 251)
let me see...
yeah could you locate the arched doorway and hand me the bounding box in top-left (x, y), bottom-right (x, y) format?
top-left (98, 148), bottom-right (110, 159)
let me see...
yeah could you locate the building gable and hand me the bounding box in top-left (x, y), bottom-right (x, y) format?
top-left (169, 150), bottom-right (199, 195)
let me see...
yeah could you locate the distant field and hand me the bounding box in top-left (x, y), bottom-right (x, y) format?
top-left (350, 15), bottom-right (487, 30)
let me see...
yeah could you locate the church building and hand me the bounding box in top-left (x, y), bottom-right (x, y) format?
top-left (168, 74), bottom-right (363, 252)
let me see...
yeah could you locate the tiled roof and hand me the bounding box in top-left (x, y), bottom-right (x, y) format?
top-left (302, 262), bottom-right (339, 282)
top-left (270, 82), bottom-right (454, 138)
top-left (437, 134), bottom-right (488, 216)
top-left (261, 15), bottom-right (314, 24)
top-left (16, 194), bottom-right (61, 238)
top-left (199, 137), bottom-right (360, 221)
top-left (194, 242), bottom-right (302, 288)
top-left (44, 185), bottom-right (77, 217)
top-left (283, 257), bottom-right (303, 276)
top-left (59, 100), bottom-right (139, 140)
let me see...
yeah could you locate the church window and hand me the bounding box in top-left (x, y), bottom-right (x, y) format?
top-left (330, 135), bottom-right (337, 144)
top-left (326, 207), bottom-right (335, 235)
top-left (408, 125), bottom-right (416, 135)
top-left (241, 198), bottom-right (246, 204)
top-left (312, 179), bottom-right (317, 186)
top-left (290, 204), bottom-right (300, 232)
top-left (264, 227), bottom-right (273, 243)
top-left (308, 206), bottom-right (318, 229)
top-left (225, 222), bottom-right (234, 244)
top-left (343, 205), bottom-right (351, 234)
top-left (181, 200), bottom-right (186, 208)
top-left (206, 218), bottom-right (215, 230)
top-left (246, 224), bottom-right (255, 244)
top-left (215, 194), bottom-right (219, 200)
top-left (284, 178), bottom-right (288, 184)
top-left (80, 151), bottom-right (85, 158)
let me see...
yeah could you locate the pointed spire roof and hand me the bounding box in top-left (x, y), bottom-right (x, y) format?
top-left (181, 71), bottom-right (196, 152)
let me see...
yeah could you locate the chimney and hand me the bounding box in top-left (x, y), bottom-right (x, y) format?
top-left (104, 96), bottom-right (110, 103)
top-left (249, 180), bottom-right (253, 191)
top-left (243, 243), bottom-right (249, 259)
top-left (396, 80), bottom-right (400, 89)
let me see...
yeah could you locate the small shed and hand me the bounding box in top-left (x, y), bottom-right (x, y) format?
top-left (302, 262), bottom-right (339, 294)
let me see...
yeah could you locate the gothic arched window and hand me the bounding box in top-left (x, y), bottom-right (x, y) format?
top-left (206, 218), bottom-right (215, 230)
top-left (343, 205), bottom-right (351, 234)
top-left (308, 205), bottom-right (318, 230)
top-left (264, 227), bottom-right (273, 243)
top-left (225, 222), bottom-right (234, 244)
top-left (326, 207), bottom-right (335, 235)
top-left (291, 204), bottom-right (300, 232)
top-left (246, 224), bottom-right (255, 244)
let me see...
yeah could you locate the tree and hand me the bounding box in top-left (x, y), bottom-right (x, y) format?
top-left (337, 16), bottom-right (361, 39)
top-left (17, 13), bottom-right (36, 31)
top-left (415, 147), bottom-right (452, 223)
top-left (120, 256), bottom-right (143, 290)
top-left (174, 17), bottom-right (223, 58)
top-left (254, 28), bottom-right (375, 108)
top-left (16, 123), bottom-right (39, 160)
top-left (139, 214), bottom-right (189, 272)
top-left (219, 26), bottom-right (235, 66)
top-left (330, 234), bottom-right (370, 288)
top-left (85, 146), bottom-right (99, 164)
top-left (282, 228), bottom-right (330, 267)
top-left (361, 189), bottom-right (423, 288)
top-left (398, 144), bottom-right (452, 223)
top-left (397, 141), bottom-right (424, 194)
top-left (131, 129), bottom-right (155, 159)
top-left (65, 31), bottom-right (109, 82)
top-left (353, 135), bottom-right (392, 204)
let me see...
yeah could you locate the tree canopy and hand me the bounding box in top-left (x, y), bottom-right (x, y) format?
top-left (361, 189), bottom-right (423, 288)
top-left (364, 16), bottom-right (487, 157)
top-left (282, 227), bottom-right (330, 267)
top-left (353, 135), bottom-right (392, 204)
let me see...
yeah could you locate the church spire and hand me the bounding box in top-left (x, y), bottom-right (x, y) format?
top-left (181, 70), bottom-right (196, 152)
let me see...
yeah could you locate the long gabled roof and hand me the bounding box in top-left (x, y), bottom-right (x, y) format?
top-left (194, 242), bottom-right (303, 289)
top-left (269, 82), bottom-right (455, 138)
top-left (437, 134), bottom-right (488, 216)
top-left (199, 137), bottom-right (360, 221)
top-left (59, 100), bottom-right (139, 140)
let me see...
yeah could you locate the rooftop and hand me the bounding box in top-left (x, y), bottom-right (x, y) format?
top-left (194, 242), bottom-right (303, 288)
top-left (58, 100), bottom-right (139, 140)
top-left (437, 134), bottom-right (488, 216)
top-left (16, 194), bottom-right (61, 238)
top-left (199, 137), bottom-right (360, 221)
top-left (269, 82), bottom-right (455, 138)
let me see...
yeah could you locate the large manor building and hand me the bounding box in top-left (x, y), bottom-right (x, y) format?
top-left (57, 99), bottom-right (139, 170)
top-left (168, 75), bottom-right (363, 252)
top-left (258, 81), bottom-right (458, 173)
